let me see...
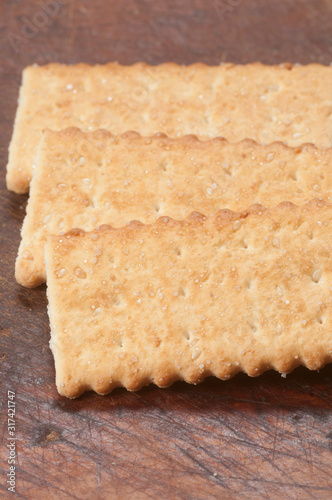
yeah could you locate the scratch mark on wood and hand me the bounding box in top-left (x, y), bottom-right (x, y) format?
top-left (97, 431), bottom-right (101, 490)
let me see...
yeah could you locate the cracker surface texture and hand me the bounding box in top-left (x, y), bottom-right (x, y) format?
top-left (45, 200), bottom-right (332, 398)
top-left (7, 62), bottom-right (332, 193)
top-left (16, 128), bottom-right (332, 287)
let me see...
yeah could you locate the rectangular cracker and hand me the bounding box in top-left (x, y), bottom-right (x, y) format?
top-left (16, 127), bottom-right (332, 288)
top-left (7, 62), bottom-right (332, 193)
top-left (45, 199), bottom-right (332, 398)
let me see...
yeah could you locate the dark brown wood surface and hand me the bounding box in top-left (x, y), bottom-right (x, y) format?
top-left (1, 1), bottom-right (332, 498)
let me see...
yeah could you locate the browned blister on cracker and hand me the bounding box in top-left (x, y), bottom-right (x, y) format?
top-left (16, 128), bottom-right (332, 287)
top-left (45, 200), bottom-right (332, 398)
top-left (7, 62), bottom-right (332, 193)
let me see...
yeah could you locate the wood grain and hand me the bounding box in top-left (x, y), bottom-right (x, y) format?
top-left (0, 0), bottom-right (332, 498)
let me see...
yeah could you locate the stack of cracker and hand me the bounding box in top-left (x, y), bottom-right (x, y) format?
top-left (7, 62), bottom-right (332, 398)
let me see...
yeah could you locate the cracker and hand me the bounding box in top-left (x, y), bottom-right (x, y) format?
top-left (7, 62), bottom-right (332, 193)
top-left (45, 199), bottom-right (332, 398)
top-left (16, 128), bottom-right (332, 288)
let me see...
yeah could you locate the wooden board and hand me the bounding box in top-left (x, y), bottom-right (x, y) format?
top-left (0, 1), bottom-right (332, 498)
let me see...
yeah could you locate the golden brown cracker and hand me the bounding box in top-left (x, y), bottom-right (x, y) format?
top-left (45, 200), bottom-right (332, 398)
top-left (16, 128), bottom-right (332, 287)
top-left (7, 62), bottom-right (332, 193)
